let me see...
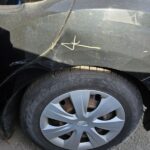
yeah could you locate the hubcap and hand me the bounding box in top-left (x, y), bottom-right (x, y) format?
top-left (40, 90), bottom-right (125, 150)
top-left (77, 121), bottom-right (88, 126)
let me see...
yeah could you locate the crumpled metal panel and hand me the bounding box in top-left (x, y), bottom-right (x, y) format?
top-left (0, 0), bottom-right (150, 84)
top-left (0, 0), bottom-right (75, 86)
top-left (1, 0), bottom-right (150, 137)
top-left (50, 0), bottom-right (150, 87)
top-left (0, 0), bottom-right (74, 54)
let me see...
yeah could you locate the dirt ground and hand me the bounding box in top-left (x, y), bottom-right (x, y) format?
top-left (0, 120), bottom-right (149, 150)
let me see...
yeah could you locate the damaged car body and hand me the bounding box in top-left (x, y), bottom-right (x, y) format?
top-left (0, 0), bottom-right (150, 149)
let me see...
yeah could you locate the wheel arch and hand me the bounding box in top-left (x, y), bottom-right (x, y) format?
top-left (0, 66), bottom-right (49, 138)
top-left (1, 65), bottom-right (149, 138)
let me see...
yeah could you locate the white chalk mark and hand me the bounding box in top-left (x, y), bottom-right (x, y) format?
top-left (61, 35), bottom-right (101, 51)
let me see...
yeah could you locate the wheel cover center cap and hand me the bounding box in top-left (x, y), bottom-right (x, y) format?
top-left (77, 121), bottom-right (88, 126)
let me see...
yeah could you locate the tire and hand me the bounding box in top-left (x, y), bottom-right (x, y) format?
top-left (20, 68), bottom-right (143, 150)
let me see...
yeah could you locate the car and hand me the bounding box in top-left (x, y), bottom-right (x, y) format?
top-left (0, 0), bottom-right (150, 150)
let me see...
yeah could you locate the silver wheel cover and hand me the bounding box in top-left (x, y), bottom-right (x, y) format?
top-left (40, 90), bottom-right (125, 150)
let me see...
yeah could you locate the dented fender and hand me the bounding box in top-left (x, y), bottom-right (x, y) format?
top-left (1, 0), bottom-right (150, 137)
top-left (52, 1), bottom-right (150, 73)
top-left (1, 0), bottom-right (150, 87)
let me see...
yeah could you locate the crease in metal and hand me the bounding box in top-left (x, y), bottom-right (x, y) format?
top-left (0, 0), bottom-right (76, 88)
top-left (141, 76), bottom-right (150, 82)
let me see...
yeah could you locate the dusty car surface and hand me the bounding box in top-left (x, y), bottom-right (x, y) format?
top-left (0, 0), bottom-right (150, 150)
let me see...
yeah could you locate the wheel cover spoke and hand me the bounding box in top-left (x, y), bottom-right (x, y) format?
top-left (42, 124), bottom-right (75, 139)
top-left (40, 90), bottom-right (125, 150)
top-left (70, 90), bottom-right (90, 119)
top-left (92, 117), bottom-right (125, 131)
top-left (43, 103), bottom-right (77, 124)
top-left (86, 128), bottom-right (107, 147)
top-left (64, 129), bottom-right (83, 150)
top-left (89, 96), bottom-right (122, 119)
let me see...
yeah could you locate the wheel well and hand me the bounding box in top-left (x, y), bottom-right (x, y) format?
top-left (73, 66), bottom-right (149, 107)
top-left (1, 67), bottom-right (49, 138)
top-left (112, 69), bottom-right (150, 108)
top-left (1, 65), bottom-right (149, 138)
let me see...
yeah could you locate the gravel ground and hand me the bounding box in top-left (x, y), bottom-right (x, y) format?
top-left (0, 120), bottom-right (149, 150)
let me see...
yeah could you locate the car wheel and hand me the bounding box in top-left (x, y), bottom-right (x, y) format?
top-left (20, 68), bottom-right (143, 150)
